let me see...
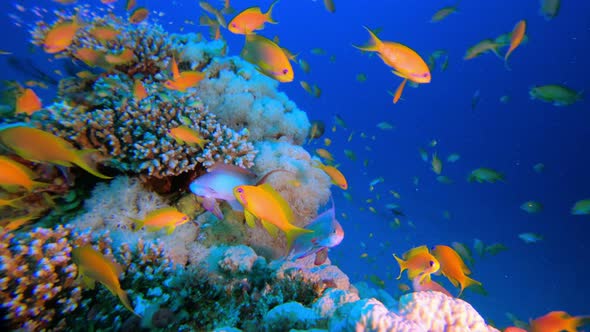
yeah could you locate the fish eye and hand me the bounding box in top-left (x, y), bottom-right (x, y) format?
top-left (231, 23), bottom-right (237, 27)
top-left (282, 69), bottom-right (289, 75)
top-left (429, 260), bottom-right (434, 267)
top-left (236, 187), bottom-right (243, 193)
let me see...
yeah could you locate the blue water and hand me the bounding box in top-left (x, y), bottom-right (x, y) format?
top-left (2, 0), bottom-right (589, 329)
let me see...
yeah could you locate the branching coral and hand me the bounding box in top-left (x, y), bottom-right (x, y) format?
top-left (0, 225), bottom-right (96, 330)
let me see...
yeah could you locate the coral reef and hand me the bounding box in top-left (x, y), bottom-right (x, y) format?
top-left (197, 56), bottom-right (311, 145)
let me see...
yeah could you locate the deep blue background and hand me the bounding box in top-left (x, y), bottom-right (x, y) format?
top-left (1, 0), bottom-right (589, 329)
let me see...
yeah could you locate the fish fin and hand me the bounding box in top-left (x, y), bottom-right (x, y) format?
top-left (261, 219), bottom-right (279, 238)
top-left (117, 288), bottom-right (139, 316)
top-left (166, 225), bottom-right (175, 235)
top-left (352, 26), bottom-right (382, 52)
top-left (73, 149), bottom-right (112, 179)
top-left (392, 254), bottom-right (406, 279)
top-left (244, 209), bottom-right (257, 228)
top-left (391, 70), bottom-right (408, 79)
top-left (460, 275), bottom-right (482, 296)
top-left (265, 0), bottom-right (280, 24)
top-left (82, 275), bottom-right (96, 289)
top-left (285, 227), bottom-right (313, 254)
top-left (202, 197), bottom-right (223, 219)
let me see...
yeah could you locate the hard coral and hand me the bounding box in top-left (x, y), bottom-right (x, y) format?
top-left (0, 225), bottom-right (100, 330)
top-left (35, 74), bottom-right (255, 178)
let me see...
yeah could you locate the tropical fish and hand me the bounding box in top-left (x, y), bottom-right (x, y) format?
top-left (131, 207), bottom-right (190, 235)
top-left (447, 153), bottom-right (460, 163)
top-left (529, 84), bottom-right (582, 106)
top-left (464, 39), bottom-right (501, 60)
top-left (289, 197), bottom-right (344, 261)
top-left (377, 122), bottom-right (394, 130)
top-left (307, 120), bottom-right (325, 144)
top-left (323, 0), bottom-right (335, 13)
top-left (0, 125), bottom-right (112, 179)
top-left (89, 26), bottom-right (120, 42)
top-left (228, 0), bottom-right (279, 35)
top-left (298, 59), bottom-right (310, 73)
top-left (354, 27), bottom-right (431, 84)
top-left (431, 245), bottom-right (482, 296)
top-left (529, 311), bottom-right (590, 332)
top-left (451, 242), bottom-right (474, 267)
top-left (74, 48), bottom-right (105, 67)
top-left (418, 148), bottom-right (428, 162)
top-left (333, 114), bottom-right (347, 128)
top-left (538, 0), bottom-right (560, 20)
top-left (313, 160), bottom-right (347, 190)
top-left (519, 232), bottom-right (543, 244)
top-left (15, 88), bottom-right (42, 115)
top-left (430, 4), bottom-right (459, 23)
top-left (126, 0), bottom-right (137, 11)
top-left (571, 199), bottom-right (590, 215)
top-left (393, 245), bottom-right (440, 282)
top-left (436, 175), bottom-right (453, 184)
top-left (520, 201), bottom-right (543, 213)
top-left (473, 238), bottom-right (485, 257)
top-left (504, 20), bottom-right (526, 70)
top-left (0, 156), bottom-right (47, 191)
top-left (168, 126), bottom-right (209, 149)
top-left (343, 149), bottom-right (356, 161)
top-left (315, 148), bottom-right (334, 162)
top-left (71, 245), bottom-right (137, 315)
top-left (431, 152), bottom-right (442, 174)
top-left (129, 7), bottom-right (149, 24)
top-left (500, 95), bottom-right (511, 104)
top-left (0, 196), bottom-right (24, 209)
top-left (467, 168), bottom-right (504, 183)
top-left (234, 183), bottom-right (312, 251)
top-left (533, 163), bottom-right (545, 173)
top-left (241, 34), bottom-right (293, 82)
top-left (104, 49), bottom-right (134, 65)
top-left (0, 213), bottom-right (39, 232)
top-left (133, 79), bottom-right (148, 101)
top-left (164, 57), bottom-right (206, 91)
top-left (43, 18), bottom-right (81, 53)
top-left (356, 73), bottom-right (367, 82)
top-left (412, 272), bottom-right (452, 297)
top-left (484, 243), bottom-right (508, 256)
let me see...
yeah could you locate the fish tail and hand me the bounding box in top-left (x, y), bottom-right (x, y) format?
top-left (353, 26), bottom-right (382, 52)
top-left (392, 254), bottom-right (406, 279)
top-left (72, 149), bottom-right (112, 179)
top-left (285, 226), bottom-right (313, 253)
top-left (459, 275), bottom-right (481, 297)
top-left (117, 288), bottom-right (139, 316)
top-left (266, 0), bottom-right (280, 24)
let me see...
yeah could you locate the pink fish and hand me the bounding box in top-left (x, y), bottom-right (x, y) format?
top-left (412, 273), bottom-right (453, 297)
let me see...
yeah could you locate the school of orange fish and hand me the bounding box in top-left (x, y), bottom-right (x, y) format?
top-left (1, 0), bottom-right (588, 331)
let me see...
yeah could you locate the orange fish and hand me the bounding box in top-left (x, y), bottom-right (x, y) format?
top-left (164, 57), bottom-right (206, 92)
top-left (529, 311), bottom-right (590, 332)
top-left (133, 79), bottom-right (148, 101)
top-left (168, 126), bottom-right (209, 149)
top-left (313, 160), bottom-right (347, 190)
top-left (228, 0), bottom-right (279, 35)
top-left (74, 48), bottom-right (104, 67)
top-left (234, 183), bottom-right (312, 251)
top-left (431, 245), bottom-right (481, 296)
top-left (90, 26), bottom-right (120, 42)
top-left (393, 245), bottom-right (440, 282)
top-left (126, 0), bottom-right (137, 11)
top-left (323, 0), bottom-right (335, 13)
top-left (392, 77), bottom-right (407, 104)
top-left (43, 18), bottom-right (81, 53)
top-left (104, 49), bottom-right (134, 65)
top-left (72, 245), bottom-right (137, 315)
top-left (129, 7), bottom-right (149, 24)
top-left (241, 34), bottom-right (294, 82)
top-left (0, 156), bottom-right (47, 191)
top-left (504, 20), bottom-right (526, 70)
top-left (354, 26), bottom-right (431, 84)
top-left (0, 126), bottom-right (112, 179)
top-left (0, 196), bottom-right (24, 209)
top-left (15, 88), bottom-right (42, 115)
top-left (0, 213), bottom-right (39, 232)
top-left (464, 39), bottom-right (502, 60)
top-left (131, 207), bottom-right (190, 235)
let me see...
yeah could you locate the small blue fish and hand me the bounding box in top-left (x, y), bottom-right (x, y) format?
top-left (289, 198), bottom-right (344, 263)
top-left (519, 232), bottom-right (543, 244)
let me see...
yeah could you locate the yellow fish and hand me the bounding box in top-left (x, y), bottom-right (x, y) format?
top-left (43, 17), bottom-right (81, 53)
top-left (0, 213), bottom-right (38, 232)
top-left (393, 245), bottom-right (440, 283)
top-left (234, 183), bottom-right (312, 251)
top-left (131, 207), bottom-right (190, 235)
top-left (0, 126), bottom-right (112, 179)
top-left (71, 245), bottom-right (137, 315)
top-left (168, 126), bottom-right (209, 149)
top-left (241, 34), bottom-right (294, 83)
top-left (313, 160), bottom-right (348, 190)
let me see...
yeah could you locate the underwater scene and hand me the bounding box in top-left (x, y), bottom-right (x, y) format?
top-left (0, 0), bottom-right (588, 331)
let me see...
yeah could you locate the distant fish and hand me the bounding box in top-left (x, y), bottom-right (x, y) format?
top-left (504, 20), bottom-right (526, 70)
top-left (533, 162), bottom-right (545, 174)
top-left (323, 0), bottom-right (335, 13)
top-left (430, 3), bottom-right (459, 23)
top-left (529, 84), bottom-right (582, 106)
top-left (518, 232), bottom-right (543, 244)
top-left (571, 199), bottom-right (590, 215)
top-left (467, 168), bottom-right (504, 183)
top-left (520, 201), bottom-right (543, 214)
top-left (538, 0), bottom-right (561, 20)
top-left (446, 153), bottom-right (460, 163)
